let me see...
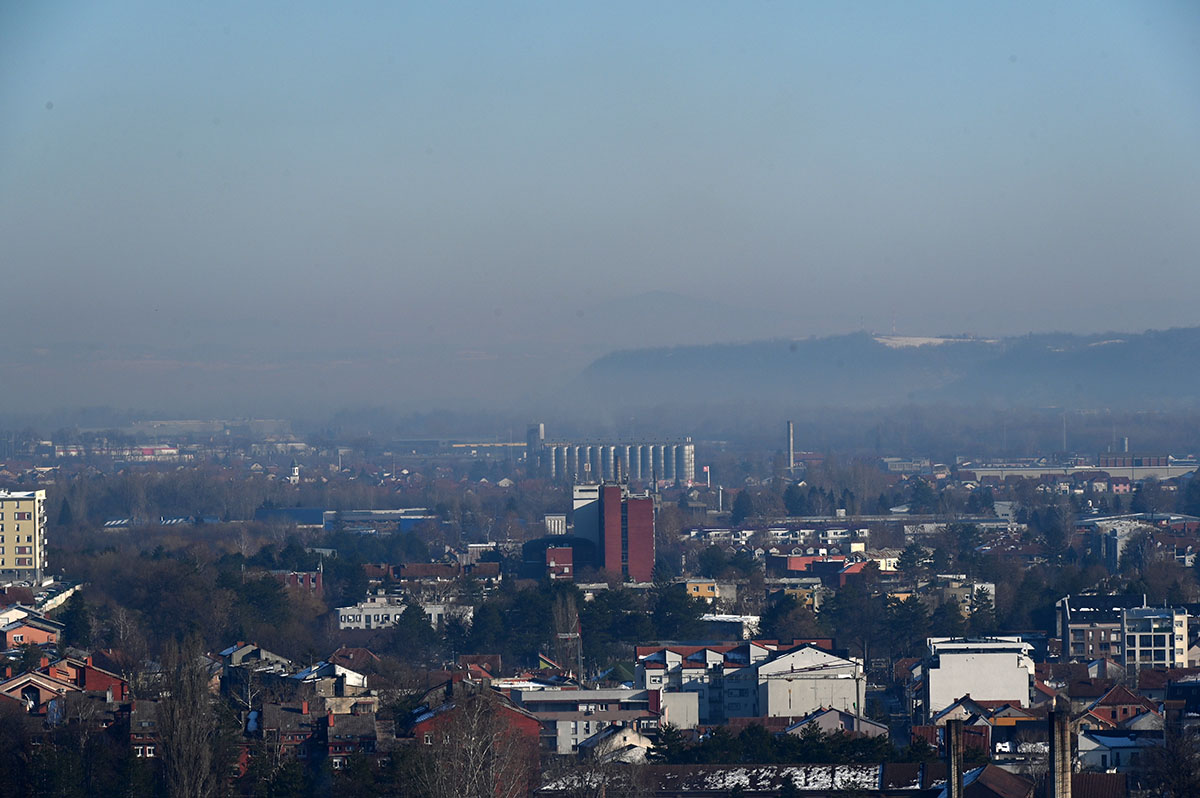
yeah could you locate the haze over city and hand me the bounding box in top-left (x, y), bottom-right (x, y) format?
top-left (3, 1), bottom-right (1199, 416)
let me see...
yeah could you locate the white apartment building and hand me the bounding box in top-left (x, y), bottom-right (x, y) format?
top-left (0, 490), bottom-right (47, 582)
top-left (636, 642), bottom-right (862, 723)
top-left (1122, 607), bottom-right (1187, 670)
top-left (509, 687), bottom-right (697, 755)
top-left (725, 645), bottom-right (863, 720)
top-left (918, 637), bottom-right (1034, 720)
top-left (336, 592), bottom-right (472, 631)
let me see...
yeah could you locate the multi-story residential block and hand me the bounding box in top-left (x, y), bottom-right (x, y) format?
top-left (336, 592), bottom-right (472, 631)
top-left (635, 641), bottom-right (859, 724)
top-left (0, 490), bottom-right (47, 582)
top-left (1056, 594), bottom-right (1148, 662)
top-left (337, 593), bottom-right (407, 630)
top-left (508, 686), bottom-right (696, 754)
top-left (722, 644), bottom-right (863, 721)
top-left (916, 637), bottom-right (1034, 721)
top-left (1122, 606), bottom-right (1187, 670)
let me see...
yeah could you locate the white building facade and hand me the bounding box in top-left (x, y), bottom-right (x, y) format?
top-left (919, 637), bottom-right (1034, 720)
top-left (1122, 607), bottom-right (1187, 670)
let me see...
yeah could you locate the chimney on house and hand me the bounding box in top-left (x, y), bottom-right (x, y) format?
top-left (946, 719), bottom-right (964, 798)
top-left (327, 710), bottom-right (335, 728)
top-left (1049, 708), bottom-right (1072, 798)
top-left (86, 655), bottom-right (93, 667)
top-left (301, 700), bottom-right (309, 715)
top-left (39, 656), bottom-right (49, 670)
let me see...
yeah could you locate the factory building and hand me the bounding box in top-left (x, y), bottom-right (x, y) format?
top-left (529, 425), bottom-right (696, 485)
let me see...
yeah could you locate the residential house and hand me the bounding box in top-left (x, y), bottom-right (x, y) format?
top-left (324, 705), bottom-right (378, 769)
top-left (288, 661), bottom-right (369, 697)
top-left (1077, 729), bottom-right (1161, 773)
top-left (683, 579), bottom-right (737, 605)
top-left (510, 686), bottom-right (695, 754)
top-left (403, 683), bottom-right (540, 794)
top-left (782, 706), bottom-right (888, 739)
top-left (1, 614), bottom-right (63, 648)
top-left (130, 700), bottom-right (159, 759)
top-left (43, 656), bottom-right (128, 701)
top-left (576, 723), bottom-right (655, 763)
top-left (0, 669), bottom-right (82, 714)
top-left (261, 700), bottom-right (324, 760)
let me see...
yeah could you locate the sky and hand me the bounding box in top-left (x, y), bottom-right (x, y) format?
top-left (1, 1), bottom-right (1199, 416)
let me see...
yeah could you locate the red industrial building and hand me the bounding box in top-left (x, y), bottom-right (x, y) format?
top-left (599, 485), bottom-right (655, 582)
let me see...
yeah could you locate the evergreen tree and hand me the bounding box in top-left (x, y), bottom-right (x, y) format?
top-left (886, 595), bottom-right (931, 659)
top-left (784, 483), bottom-right (810, 516)
top-left (761, 594), bottom-right (820, 643)
top-left (731, 490), bottom-right (755, 525)
top-left (56, 497), bottom-right (74, 527)
top-left (930, 597), bottom-right (966, 637)
top-left (59, 590), bottom-right (92, 650)
top-left (897, 542), bottom-right (926, 585)
top-left (908, 479), bottom-right (937, 514)
top-left (967, 587), bottom-right (998, 636)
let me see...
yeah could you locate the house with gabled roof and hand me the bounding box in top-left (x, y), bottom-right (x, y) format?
top-left (1077, 728), bottom-right (1162, 773)
top-left (782, 706), bottom-right (888, 739)
top-left (42, 655), bottom-right (128, 701)
top-left (260, 700), bottom-right (323, 760)
top-left (328, 646), bottom-right (381, 673)
top-left (0, 669), bottom-right (82, 714)
top-left (1, 615), bottom-right (62, 648)
top-left (0, 603), bottom-right (36, 626)
top-left (1084, 684), bottom-right (1158, 727)
top-left (288, 661), bottom-right (369, 697)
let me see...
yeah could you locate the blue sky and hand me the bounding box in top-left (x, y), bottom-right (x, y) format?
top-left (1, 1), bottom-right (1198, 412)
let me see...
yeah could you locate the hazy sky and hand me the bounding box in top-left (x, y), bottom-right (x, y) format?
top-left (2, 1), bottom-right (1199, 414)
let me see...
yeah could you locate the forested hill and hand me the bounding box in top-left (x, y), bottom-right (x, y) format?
top-left (575, 327), bottom-right (1200, 408)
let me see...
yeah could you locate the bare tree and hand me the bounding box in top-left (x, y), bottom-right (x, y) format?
top-left (1143, 725), bottom-right (1200, 798)
top-left (157, 637), bottom-right (221, 798)
top-left (416, 690), bottom-right (539, 798)
top-left (552, 592), bottom-right (582, 677)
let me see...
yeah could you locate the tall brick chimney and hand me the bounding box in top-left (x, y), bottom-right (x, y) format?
top-left (946, 719), bottom-right (964, 798)
top-left (1049, 709), bottom-right (1072, 798)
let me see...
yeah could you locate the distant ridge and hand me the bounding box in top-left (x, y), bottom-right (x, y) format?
top-left (576, 327), bottom-right (1200, 408)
